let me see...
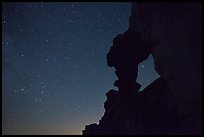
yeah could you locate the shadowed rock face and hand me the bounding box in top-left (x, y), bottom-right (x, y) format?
top-left (82, 3), bottom-right (202, 135)
top-left (129, 2), bottom-right (202, 134)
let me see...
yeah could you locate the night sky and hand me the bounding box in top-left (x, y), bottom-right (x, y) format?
top-left (2, 2), bottom-right (159, 135)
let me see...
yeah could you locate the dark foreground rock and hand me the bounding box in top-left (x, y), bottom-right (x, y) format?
top-left (82, 3), bottom-right (202, 135)
top-left (83, 77), bottom-right (184, 135)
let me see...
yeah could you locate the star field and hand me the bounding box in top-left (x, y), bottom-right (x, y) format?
top-left (2, 2), bottom-right (159, 135)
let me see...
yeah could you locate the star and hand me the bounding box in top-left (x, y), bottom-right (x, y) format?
top-left (35, 97), bottom-right (38, 102)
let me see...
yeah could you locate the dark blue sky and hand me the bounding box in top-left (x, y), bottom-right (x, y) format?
top-left (2, 2), bottom-right (159, 135)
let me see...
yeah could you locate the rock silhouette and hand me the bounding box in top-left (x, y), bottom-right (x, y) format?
top-left (107, 29), bottom-right (150, 94)
top-left (83, 3), bottom-right (202, 135)
top-left (83, 78), bottom-right (181, 135)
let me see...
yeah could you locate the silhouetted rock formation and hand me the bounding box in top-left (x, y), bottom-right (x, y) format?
top-left (107, 29), bottom-right (150, 94)
top-left (83, 28), bottom-right (181, 135)
top-left (83, 3), bottom-right (202, 135)
top-left (83, 78), bottom-right (181, 135)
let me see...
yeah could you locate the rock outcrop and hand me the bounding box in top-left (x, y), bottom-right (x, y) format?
top-left (82, 3), bottom-right (202, 135)
top-left (83, 77), bottom-right (182, 135)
